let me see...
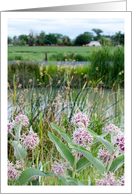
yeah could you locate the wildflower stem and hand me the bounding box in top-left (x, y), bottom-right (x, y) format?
top-left (9, 131), bottom-right (16, 139)
top-left (21, 159), bottom-right (24, 171)
top-left (32, 149), bottom-right (34, 165)
top-left (106, 153), bottom-right (114, 173)
top-left (72, 152), bottom-right (77, 178)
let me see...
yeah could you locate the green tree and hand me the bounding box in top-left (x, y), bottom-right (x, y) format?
top-left (8, 37), bottom-right (12, 44)
top-left (18, 35), bottom-right (28, 44)
top-left (111, 31), bottom-right (124, 45)
top-left (44, 33), bottom-right (58, 45)
top-left (92, 29), bottom-right (103, 40)
top-left (62, 36), bottom-right (71, 45)
top-left (74, 32), bottom-right (93, 46)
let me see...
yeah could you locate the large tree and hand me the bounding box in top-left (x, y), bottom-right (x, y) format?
top-left (92, 29), bottom-right (103, 40)
top-left (44, 33), bottom-right (58, 45)
top-left (111, 31), bottom-right (124, 45)
top-left (74, 32), bottom-right (93, 46)
top-left (18, 34), bottom-right (28, 44)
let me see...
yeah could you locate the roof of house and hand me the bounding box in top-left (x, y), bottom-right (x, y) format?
top-left (87, 41), bottom-right (101, 46)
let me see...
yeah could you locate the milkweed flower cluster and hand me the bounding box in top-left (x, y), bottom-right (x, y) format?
top-left (105, 124), bottom-right (119, 133)
top-left (105, 124), bottom-right (121, 136)
top-left (7, 160), bottom-right (22, 181)
top-left (120, 175), bottom-right (125, 186)
top-left (51, 159), bottom-right (72, 176)
top-left (15, 114), bottom-right (29, 127)
top-left (95, 173), bottom-right (124, 186)
top-left (113, 133), bottom-right (125, 154)
top-left (21, 131), bottom-right (39, 149)
top-left (73, 128), bottom-right (93, 148)
top-left (97, 148), bottom-right (117, 164)
top-left (7, 120), bottom-right (12, 133)
top-left (71, 113), bottom-right (89, 127)
top-left (97, 148), bottom-right (111, 163)
top-left (105, 123), bottom-right (125, 154)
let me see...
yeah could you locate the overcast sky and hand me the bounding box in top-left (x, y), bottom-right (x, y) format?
top-left (8, 18), bottom-right (124, 39)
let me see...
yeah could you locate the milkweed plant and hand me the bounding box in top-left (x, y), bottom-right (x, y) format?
top-left (7, 113), bottom-right (125, 186)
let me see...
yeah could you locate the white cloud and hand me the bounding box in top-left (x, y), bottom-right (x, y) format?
top-left (8, 18), bottom-right (124, 38)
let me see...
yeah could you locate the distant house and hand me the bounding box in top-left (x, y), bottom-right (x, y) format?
top-left (86, 41), bottom-right (101, 47)
top-left (8, 44), bottom-right (13, 46)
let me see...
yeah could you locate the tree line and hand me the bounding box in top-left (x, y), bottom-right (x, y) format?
top-left (8, 29), bottom-right (124, 46)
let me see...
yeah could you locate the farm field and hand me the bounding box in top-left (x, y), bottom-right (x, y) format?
top-left (8, 46), bottom-right (122, 61)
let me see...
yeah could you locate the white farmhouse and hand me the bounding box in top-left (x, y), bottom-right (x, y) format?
top-left (86, 41), bottom-right (101, 47)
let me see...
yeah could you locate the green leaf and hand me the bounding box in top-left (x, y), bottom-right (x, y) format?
top-left (56, 175), bottom-right (87, 185)
top-left (50, 123), bottom-right (72, 144)
top-left (55, 174), bottom-right (69, 185)
top-left (76, 157), bottom-right (91, 173)
top-left (69, 143), bottom-right (106, 175)
top-left (109, 155), bottom-right (124, 173)
top-left (66, 177), bottom-right (87, 185)
top-left (15, 122), bottom-right (22, 140)
top-left (11, 141), bottom-right (27, 160)
top-left (48, 132), bottom-right (74, 167)
top-left (92, 133), bottom-right (108, 144)
top-left (88, 176), bottom-right (93, 185)
top-left (19, 168), bottom-right (53, 185)
top-left (86, 128), bottom-right (114, 155)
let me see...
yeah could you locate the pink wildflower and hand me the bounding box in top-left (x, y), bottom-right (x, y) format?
top-left (97, 148), bottom-right (117, 163)
top-left (73, 128), bottom-right (93, 148)
top-left (7, 121), bottom-right (12, 133)
top-left (95, 173), bottom-right (123, 186)
top-left (120, 175), bottom-right (125, 186)
top-left (71, 113), bottom-right (89, 127)
top-left (15, 161), bottom-right (22, 169)
top-left (113, 133), bottom-right (125, 154)
top-left (21, 131), bottom-right (39, 149)
top-left (7, 160), bottom-right (22, 181)
top-left (51, 159), bottom-right (71, 176)
top-left (98, 148), bottom-right (111, 163)
top-left (105, 124), bottom-right (120, 134)
top-left (15, 114), bottom-right (29, 127)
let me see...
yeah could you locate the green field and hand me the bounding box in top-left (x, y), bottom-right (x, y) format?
top-left (8, 46), bottom-right (119, 61)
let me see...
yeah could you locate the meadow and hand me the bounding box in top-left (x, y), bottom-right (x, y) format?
top-left (7, 46), bottom-right (125, 186)
top-left (8, 46), bottom-right (122, 61)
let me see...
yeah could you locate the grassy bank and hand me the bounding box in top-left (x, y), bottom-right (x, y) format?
top-left (8, 47), bottom-right (124, 89)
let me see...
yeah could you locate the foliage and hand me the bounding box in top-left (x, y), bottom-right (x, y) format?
top-left (74, 32), bottom-right (93, 45)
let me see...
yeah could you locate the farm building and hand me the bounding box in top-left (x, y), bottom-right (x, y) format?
top-left (86, 41), bottom-right (101, 47)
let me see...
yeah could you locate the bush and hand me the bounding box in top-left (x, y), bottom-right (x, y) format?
top-left (8, 62), bottom-right (40, 88)
top-left (90, 46), bottom-right (124, 88)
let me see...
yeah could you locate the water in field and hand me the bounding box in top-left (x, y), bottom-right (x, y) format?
top-left (8, 87), bottom-right (124, 129)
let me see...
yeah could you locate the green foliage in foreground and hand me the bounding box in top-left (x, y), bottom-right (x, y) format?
top-left (17, 123), bottom-right (124, 185)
